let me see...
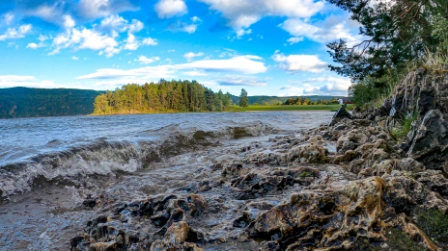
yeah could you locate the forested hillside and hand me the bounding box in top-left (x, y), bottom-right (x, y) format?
top-left (229, 95), bottom-right (341, 105)
top-left (93, 80), bottom-right (232, 115)
top-left (0, 87), bottom-right (102, 119)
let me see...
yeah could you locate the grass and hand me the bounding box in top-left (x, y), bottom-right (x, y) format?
top-left (390, 112), bottom-right (418, 140)
top-left (229, 104), bottom-right (354, 112)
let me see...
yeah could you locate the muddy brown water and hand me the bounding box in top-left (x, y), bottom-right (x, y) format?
top-left (0, 111), bottom-right (334, 250)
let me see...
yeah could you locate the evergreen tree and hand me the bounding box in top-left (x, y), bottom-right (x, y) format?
top-left (92, 80), bottom-right (232, 115)
top-left (239, 89), bottom-right (249, 107)
top-left (326, 0), bottom-right (447, 105)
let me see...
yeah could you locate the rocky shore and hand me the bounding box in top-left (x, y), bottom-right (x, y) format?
top-left (68, 69), bottom-right (448, 251)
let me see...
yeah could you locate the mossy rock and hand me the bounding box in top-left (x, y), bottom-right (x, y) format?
top-left (416, 208), bottom-right (448, 244)
top-left (298, 171), bottom-right (315, 178)
top-left (353, 228), bottom-right (425, 251)
top-left (386, 228), bottom-right (425, 251)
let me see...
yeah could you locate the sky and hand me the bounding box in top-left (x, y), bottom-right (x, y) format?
top-left (0, 0), bottom-right (361, 97)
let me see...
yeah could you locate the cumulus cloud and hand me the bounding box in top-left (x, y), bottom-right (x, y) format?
top-left (236, 28), bottom-right (252, 38)
top-left (99, 15), bottom-right (144, 33)
top-left (287, 37), bottom-right (303, 45)
top-left (50, 27), bottom-right (119, 57)
top-left (272, 51), bottom-right (328, 73)
top-left (72, 56), bottom-right (79, 60)
top-left (99, 15), bottom-right (128, 31)
top-left (124, 33), bottom-right (139, 50)
top-left (0, 24), bottom-right (32, 41)
top-left (79, 0), bottom-right (138, 19)
top-left (191, 16), bottom-right (202, 23)
top-left (26, 43), bottom-right (39, 49)
top-left (301, 77), bottom-right (351, 96)
top-left (279, 76), bottom-right (351, 96)
top-left (198, 0), bottom-right (324, 34)
top-left (183, 24), bottom-right (197, 34)
top-left (168, 22), bottom-right (198, 34)
top-left (184, 52), bottom-right (204, 61)
top-left (26, 3), bottom-right (76, 29)
top-left (279, 16), bottom-right (362, 45)
top-left (2, 13), bottom-right (14, 26)
top-left (155, 0), bottom-right (188, 18)
top-left (137, 56), bottom-right (160, 64)
top-left (142, 38), bottom-right (158, 46)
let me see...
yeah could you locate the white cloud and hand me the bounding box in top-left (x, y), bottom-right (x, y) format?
top-left (79, 0), bottom-right (137, 19)
top-left (26, 43), bottom-right (39, 49)
top-left (183, 71), bottom-right (208, 77)
top-left (287, 37), bottom-right (303, 45)
top-left (183, 24), bottom-right (197, 34)
top-left (128, 19), bottom-right (144, 33)
top-left (217, 75), bottom-right (267, 87)
top-left (50, 27), bottom-right (119, 57)
top-left (63, 15), bottom-right (76, 29)
top-left (198, 0), bottom-right (324, 32)
top-left (27, 3), bottom-right (76, 29)
top-left (72, 56), bottom-right (79, 60)
top-left (77, 55), bottom-right (267, 82)
top-left (155, 0), bottom-right (188, 18)
top-left (142, 37), bottom-right (158, 46)
top-left (100, 15), bottom-right (128, 31)
top-left (137, 56), bottom-right (160, 64)
top-left (38, 34), bottom-right (49, 42)
top-left (124, 33), bottom-right (139, 50)
top-left (168, 21), bottom-right (200, 34)
top-left (272, 51), bottom-right (327, 73)
top-left (99, 15), bottom-right (144, 34)
top-left (279, 16), bottom-right (362, 46)
top-left (279, 76), bottom-right (351, 96)
top-left (236, 28), bottom-right (252, 38)
top-left (2, 13), bottom-right (14, 26)
top-left (191, 16), bottom-right (202, 23)
top-left (184, 52), bottom-right (204, 61)
top-left (0, 75), bottom-right (60, 88)
top-left (0, 24), bottom-right (32, 41)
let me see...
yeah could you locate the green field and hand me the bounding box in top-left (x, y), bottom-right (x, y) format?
top-left (229, 104), bottom-right (353, 112)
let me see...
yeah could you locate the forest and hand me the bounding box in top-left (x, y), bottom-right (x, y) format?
top-left (93, 80), bottom-right (232, 115)
top-left (0, 87), bottom-right (102, 119)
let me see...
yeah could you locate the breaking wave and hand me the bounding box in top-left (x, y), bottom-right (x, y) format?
top-left (0, 123), bottom-right (278, 196)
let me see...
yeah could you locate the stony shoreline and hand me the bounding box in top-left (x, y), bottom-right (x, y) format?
top-left (70, 70), bottom-right (448, 251)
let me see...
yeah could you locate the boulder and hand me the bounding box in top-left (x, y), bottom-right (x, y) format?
top-left (329, 106), bottom-right (352, 126)
top-left (407, 109), bottom-right (448, 169)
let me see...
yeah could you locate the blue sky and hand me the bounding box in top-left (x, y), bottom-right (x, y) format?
top-left (0, 0), bottom-right (361, 96)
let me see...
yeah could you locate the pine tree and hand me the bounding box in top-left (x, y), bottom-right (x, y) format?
top-left (239, 89), bottom-right (249, 107)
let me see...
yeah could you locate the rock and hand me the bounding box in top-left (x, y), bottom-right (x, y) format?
top-left (407, 109), bottom-right (448, 169)
top-left (83, 199), bottom-right (97, 208)
top-left (166, 221), bottom-right (191, 244)
top-left (88, 241), bottom-right (117, 251)
top-left (329, 106), bottom-right (352, 126)
top-left (288, 144), bottom-right (327, 163)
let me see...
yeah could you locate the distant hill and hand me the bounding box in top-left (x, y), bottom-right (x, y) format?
top-left (0, 87), bottom-right (103, 119)
top-left (230, 95), bottom-right (343, 105)
top-left (0, 87), bottom-right (346, 119)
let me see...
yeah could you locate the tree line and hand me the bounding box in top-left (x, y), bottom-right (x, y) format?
top-left (0, 87), bottom-right (101, 119)
top-left (282, 96), bottom-right (341, 106)
top-left (93, 80), bottom-right (233, 115)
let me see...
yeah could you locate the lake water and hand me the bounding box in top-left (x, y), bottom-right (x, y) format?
top-left (0, 111), bottom-right (334, 250)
